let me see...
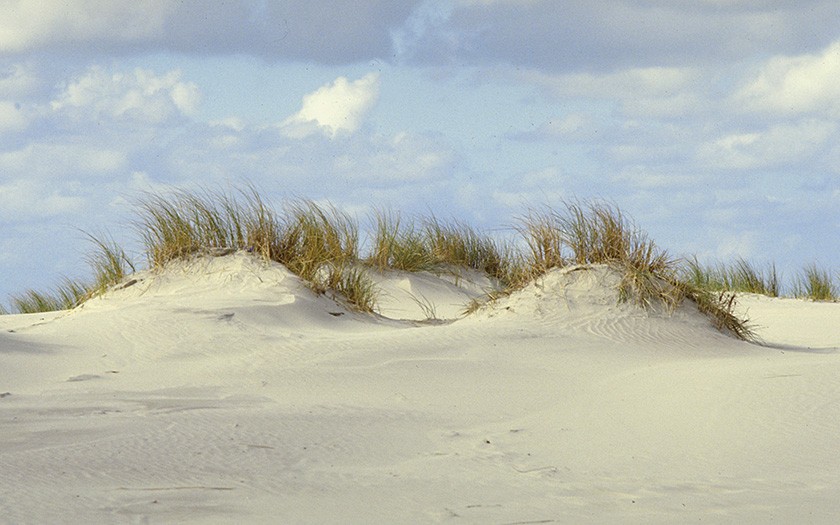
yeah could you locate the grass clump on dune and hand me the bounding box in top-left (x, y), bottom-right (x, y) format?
top-left (516, 202), bottom-right (672, 276)
top-left (278, 201), bottom-right (377, 313)
top-left (368, 210), bottom-right (435, 272)
top-left (136, 187), bottom-right (281, 266)
top-left (137, 188), bottom-right (377, 313)
top-left (682, 257), bottom-right (779, 297)
top-left (2, 187), bottom-right (759, 339)
top-left (330, 265), bottom-right (379, 313)
top-left (794, 264), bottom-right (837, 301)
top-left (516, 201), bottom-right (681, 310)
top-left (516, 208), bottom-right (566, 278)
top-left (684, 288), bottom-right (755, 341)
top-left (6, 234), bottom-right (135, 314)
top-left (9, 280), bottom-right (89, 314)
top-left (510, 200), bottom-right (753, 339)
top-left (423, 216), bottom-right (506, 276)
top-left (84, 233), bottom-right (136, 296)
top-left (276, 200), bottom-right (359, 283)
top-left (367, 210), bottom-right (515, 287)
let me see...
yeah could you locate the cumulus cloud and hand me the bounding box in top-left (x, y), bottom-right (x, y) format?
top-left (517, 65), bottom-right (707, 118)
top-left (696, 119), bottom-right (836, 170)
top-left (735, 40), bottom-right (840, 117)
top-left (490, 166), bottom-right (569, 210)
top-left (0, 101), bottom-right (28, 133)
top-left (0, 63), bottom-right (38, 97)
top-left (0, 179), bottom-right (85, 221)
top-left (50, 66), bottom-right (200, 124)
top-left (0, 0), bottom-right (170, 54)
top-left (0, 143), bottom-right (127, 181)
top-left (333, 131), bottom-right (456, 184)
top-left (281, 73), bottom-right (380, 139)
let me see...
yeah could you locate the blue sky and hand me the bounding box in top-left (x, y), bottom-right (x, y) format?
top-left (1, 0), bottom-right (839, 304)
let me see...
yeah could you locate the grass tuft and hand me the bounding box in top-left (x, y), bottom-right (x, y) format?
top-left (6, 232), bottom-right (135, 314)
top-left (84, 233), bottom-right (136, 296)
top-left (367, 209), bottom-right (435, 272)
top-left (408, 291), bottom-right (439, 321)
top-left (9, 278), bottom-right (88, 314)
top-left (135, 189), bottom-right (372, 309)
top-left (681, 257), bottom-right (779, 297)
top-left (685, 287), bottom-right (756, 342)
top-left (515, 201), bottom-right (678, 310)
top-left (515, 208), bottom-right (565, 278)
top-left (1, 187), bottom-right (768, 338)
top-left (136, 187), bottom-right (270, 267)
top-left (423, 216), bottom-right (505, 276)
top-left (277, 200), bottom-right (359, 284)
top-left (507, 200), bottom-right (753, 339)
top-left (794, 264), bottom-right (837, 301)
top-left (326, 264), bottom-right (378, 313)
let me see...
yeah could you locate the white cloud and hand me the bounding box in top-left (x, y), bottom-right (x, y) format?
top-left (0, 1), bottom-right (169, 53)
top-left (712, 230), bottom-right (760, 261)
top-left (0, 179), bottom-right (84, 221)
top-left (209, 117), bottom-right (246, 132)
top-left (281, 73), bottom-right (380, 139)
top-left (51, 66), bottom-right (200, 124)
top-left (0, 64), bottom-right (38, 97)
top-left (0, 101), bottom-right (28, 133)
top-left (520, 66), bottom-right (707, 118)
top-left (490, 166), bottom-right (569, 210)
top-left (335, 131), bottom-right (454, 183)
top-left (696, 119), bottom-right (836, 170)
top-left (0, 143), bottom-right (127, 180)
top-left (735, 40), bottom-right (840, 116)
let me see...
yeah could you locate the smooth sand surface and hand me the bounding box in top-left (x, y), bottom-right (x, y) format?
top-left (1, 252), bottom-right (838, 524)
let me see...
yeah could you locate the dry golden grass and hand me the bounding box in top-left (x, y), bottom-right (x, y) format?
top-left (794, 264), bottom-right (837, 301)
top-left (683, 287), bottom-right (756, 342)
top-left (681, 257), bottom-right (779, 297)
top-left (367, 209), bottom-right (435, 272)
top-left (277, 200), bottom-right (358, 282)
top-left (423, 216), bottom-right (505, 276)
top-left (3, 188), bottom-right (764, 339)
top-left (136, 187), bottom-right (279, 267)
top-left (326, 264), bottom-right (378, 313)
top-left (9, 280), bottom-right (87, 314)
top-left (7, 233), bottom-right (135, 314)
top-left (134, 188), bottom-right (379, 312)
top-left (515, 208), bottom-right (565, 277)
top-left (84, 233), bottom-right (136, 296)
top-left (509, 200), bottom-right (754, 339)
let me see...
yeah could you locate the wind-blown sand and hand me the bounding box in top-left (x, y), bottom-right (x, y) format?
top-left (1, 252), bottom-right (838, 524)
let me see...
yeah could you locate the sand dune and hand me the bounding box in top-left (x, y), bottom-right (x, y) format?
top-left (1, 252), bottom-right (839, 524)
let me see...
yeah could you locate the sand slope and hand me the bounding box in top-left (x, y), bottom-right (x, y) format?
top-left (1, 252), bottom-right (839, 524)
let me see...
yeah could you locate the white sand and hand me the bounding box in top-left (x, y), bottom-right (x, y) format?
top-left (1, 252), bottom-right (838, 524)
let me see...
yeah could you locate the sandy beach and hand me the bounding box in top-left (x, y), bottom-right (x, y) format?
top-left (0, 253), bottom-right (837, 524)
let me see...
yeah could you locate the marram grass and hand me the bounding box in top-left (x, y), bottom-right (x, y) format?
top-left (3, 188), bottom-right (777, 341)
top-left (10, 280), bottom-right (87, 314)
top-left (368, 209), bottom-right (436, 272)
top-left (682, 257), bottom-right (779, 297)
top-left (7, 233), bottom-right (135, 314)
top-left (794, 264), bottom-right (838, 301)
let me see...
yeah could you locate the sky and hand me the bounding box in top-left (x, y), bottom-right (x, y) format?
top-left (1, 0), bottom-right (839, 305)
